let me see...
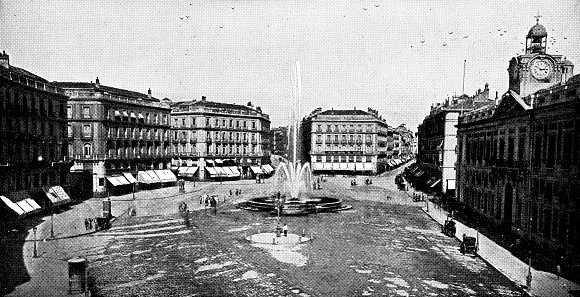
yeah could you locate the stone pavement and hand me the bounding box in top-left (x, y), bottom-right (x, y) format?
top-left (7, 180), bottom-right (226, 297)
top-left (420, 199), bottom-right (580, 297)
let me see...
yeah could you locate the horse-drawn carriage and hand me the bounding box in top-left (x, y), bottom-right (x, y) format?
top-left (441, 217), bottom-right (456, 237)
top-left (95, 217), bottom-right (111, 231)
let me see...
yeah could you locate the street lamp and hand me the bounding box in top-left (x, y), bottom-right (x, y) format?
top-left (32, 227), bottom-right (38, 258)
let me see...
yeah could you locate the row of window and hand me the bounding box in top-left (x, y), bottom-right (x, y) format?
top-left (2, 117), bottom-right (65, 138)
top-left (206, 144), bottom-right (257, 155)
top-left (316, 123), bottom-right (374, 133)
top-left (172, 116), bottom-right (258, 130)
top-left (0, 170), bottom-right (57, 194)
top-left (461, 120), bottom-right (580, 168)
top-left (1, 88), bottom-right (66, 118)
top-left (315, 155), bottom-right (373, 162)
top-left (0, 142), bottom-right (65, 164)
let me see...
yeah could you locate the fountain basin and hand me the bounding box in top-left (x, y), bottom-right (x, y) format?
top-left (238, 196), bottom-right (351, 215)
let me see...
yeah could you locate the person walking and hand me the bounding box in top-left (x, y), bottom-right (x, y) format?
top-left (84, 218), bottom-right (89, 230)
top-left (282, 224), bottom-right (288, 237)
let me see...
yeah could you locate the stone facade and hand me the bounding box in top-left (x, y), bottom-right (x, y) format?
top-left (170, 97), bottom-right (270, 180)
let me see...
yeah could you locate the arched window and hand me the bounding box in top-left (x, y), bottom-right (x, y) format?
top-left (83, 143), bottom-right (92, 157)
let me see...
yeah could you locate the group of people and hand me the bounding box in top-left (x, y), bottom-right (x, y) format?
top-left (365, 178), bottom-right (373, 185)
top-left (229, 189), bottom-right (242, 196)
top-left (412, 193), bottom-right (425, 202)
top-left (84, 218), bottom-right (95, 230)
top-left (178, 201), bottom-right (189, 213)
top-left (200, 194), bottom-right (218, 215)
top-left (350, 179), bottom-right (358, 186)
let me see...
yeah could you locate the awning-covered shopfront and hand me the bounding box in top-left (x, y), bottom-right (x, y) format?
top-left (123, 172), bottom-right (138, 184)
top-left (205, 167), bottom-right (218, 177)
top-left (1, 191), bottom-right (42, 217)
top-left (250, 166), bottom-right (263, 174)
top-left (430, 179), bottom-right (441, 188)
top-left (178, 166), bottom-right (199, 177)
top-left (107, 175), bottom-right (131, 186)
top-left (138, 171), bottom-right (161, 184)
top-left (42, 186), bottom-right (72, 208)
top-left (229, 167), bottom-right (241, 177)
top-left (222, 167), bottom-right (235, 177)
top-left (155, 170), bottom-right (177, 183)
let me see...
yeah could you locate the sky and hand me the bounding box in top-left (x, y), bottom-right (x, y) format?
top-left (1, 0), bottom-right (579, 131)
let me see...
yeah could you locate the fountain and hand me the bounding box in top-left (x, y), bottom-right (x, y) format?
top-left (238, 61), bottom-right (350, 216)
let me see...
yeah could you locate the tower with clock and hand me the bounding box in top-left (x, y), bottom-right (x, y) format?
top-left (507, 16), bottom-right (574, 97)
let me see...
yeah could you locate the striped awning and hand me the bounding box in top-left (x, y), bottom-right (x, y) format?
top-left (1, 191), bottom-right (42, 217)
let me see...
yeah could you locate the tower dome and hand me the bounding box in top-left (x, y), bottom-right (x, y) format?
top-left (527, 23), bottom-right (547, 38)
top-left (525, 17), bottom-right (547, 54)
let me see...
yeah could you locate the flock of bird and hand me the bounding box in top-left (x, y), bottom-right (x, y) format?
top-left (176, 5), bottom-right (570, 55)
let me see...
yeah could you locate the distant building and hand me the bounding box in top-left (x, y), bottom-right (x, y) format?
top-left (302, 107), bottom-right (393, 175)
top-left (457, 20), bottom-right (578, 255)
top-left (0, 52), bottom-right (72, 220)
top-left (54, 78), bottom-right (173, 197)
top-left (415, 83), bottom-right (494, 195)
top-left (269, 126), bottom-right (289, 157)
top-left (169, 97), bottom-right (271, 180)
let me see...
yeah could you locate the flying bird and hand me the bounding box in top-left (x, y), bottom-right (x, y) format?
top-left (564, 37), bottom-right (568, 39)
top-left (374, 4), bottom-right (380, 7)
top-left (463, 36), bottom-right (468, 38)
top-left (231, 7), bottom-right (235, 9)
top-left (443, 43), bottom-right (447, 46)
top-left (186, 16), bottom-right (190, 18)
top-left (420, 40), bottom-right (425, 43)
top-left (448, 31), bottom-right (453, 34)
top-left (219, 26), bottom-right (223, 28)
top-left (179, 17), bottom-right (184, 20)
top-left (363, 7), bottom-right (367, 10)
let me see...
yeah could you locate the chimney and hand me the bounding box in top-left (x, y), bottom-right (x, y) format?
top-left (95, 77), bottom-right (100, 88)
top-left (147, 88), bottom-right (152, 99)
top-left (0, 51), bottom-right (9, 68)
top-left (201, 96), bottom-right (206, 101)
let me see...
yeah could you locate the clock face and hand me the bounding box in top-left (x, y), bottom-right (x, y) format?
top-left (530, 59), bottom-right (552, 80)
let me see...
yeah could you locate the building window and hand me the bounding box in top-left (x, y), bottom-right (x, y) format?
top-left (326, 155), bottom-right (331, 162)
top-left (252, 121), bottom-right (256, 129)
top-left (316, 155), bottom-right (322, 162)
top-left (317, 125), bottom-right (322, 132)
top-left (83, 124), bottom-right (91, 137)
top-left (83, 143), bottom-right (92, 156)
top-left (99, 178), bottom-right (105, 187)
top-left (215, 119), bottom-right (219, 126)
top-left (67, 124), bottom-right (72, 137)
top-left (82, 106), bottom-right (90, 118)
top-left (191, 117), bottom-right (196, 127)
top-left (67, 106), bottom-right (72, 118)
top-left (366, 156), bottom-right (371, 162)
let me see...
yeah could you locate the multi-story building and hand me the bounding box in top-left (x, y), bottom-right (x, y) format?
top-left (169, 97), bottom-right (271, 180)
top-left (415, 84), bottom-right (494, 195)
top-left (269, 126), bottom-right (289, 158)
top-left (303, 108), bottom-right (390, 175)
top-left (456, 20), bottom-right (578, 255)
top-left (394, 124), bottom-right (415, 160)
top-left (54, 78), bottom-right (173, 197)
top-left (0, 52), bottom-right (72, 220)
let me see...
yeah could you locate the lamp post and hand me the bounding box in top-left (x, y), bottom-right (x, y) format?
top-left (32, 227), bottom-right (38, 258)
top-left (50, 206), bottom-right (54, 238)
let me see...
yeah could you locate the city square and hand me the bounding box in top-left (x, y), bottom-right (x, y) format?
top-left (2, 0), bottom-right (580, 296)
top-left (6, 167), bottom-right (527, 296)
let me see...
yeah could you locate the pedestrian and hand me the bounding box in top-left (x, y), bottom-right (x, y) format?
top-left (84, 218), bottom-right (89, 230)
top-left (282, 224), bottom-right (288, 237)
top-left (89, 218), bottom-right (93, 229)
top-left (230, 189), bottom-right (233, 196)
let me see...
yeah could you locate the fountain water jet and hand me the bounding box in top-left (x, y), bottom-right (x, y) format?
top-left (238, 61), bottom-right (350, 215)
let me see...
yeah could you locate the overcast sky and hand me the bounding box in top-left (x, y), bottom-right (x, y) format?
top-left (2, 0), bottom-right (579, 131)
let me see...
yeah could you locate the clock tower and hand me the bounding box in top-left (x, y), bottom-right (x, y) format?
top-left (507, 17), bottom-right (574, 96)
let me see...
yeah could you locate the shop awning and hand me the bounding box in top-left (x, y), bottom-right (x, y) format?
top-left (222, 167), bottom-right (235, 177)
top-left (250, 166), bottom-right (263, 174)
top-left (260, 165), bottom-right (271, 174)
top-left (1, 191), bottom-right (42, 217)
top-left (43, 186), bottom-right (72, 207)
top-left (206, 167), bottom-right (217, 176)
top-left (155, 170), bottom-right (177, 182)
top-left (430, 179), bottom-right (441, 188)
top-left (215, 159), bottom-right (223, 165)
top-left (145, 170), bottom-right (162, 183)
top-left (387, 160), bottom-right (395, 166)
top-left (138, 113), bottom-right (144, 119)
top-left (107, 176), bottom-right (130, 186)
top-left (122, 111), bottom-right (129, 117)
top-left (130, 112), bottom-right (136, 118)
top-left (214, 167), bottom-right (226, 176)
top-left (178, 167), bottom-right (199, 177)
top-left (263, 164), bottom-right (274, 173)
top-left (229, 167), bottom-right (241, 176)
top-left (123, 172), bottom-right (138, 184)
top-left (138, 171), bottom-right (161, 184)
top-left (206, 160), bottom-right (215, 166)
